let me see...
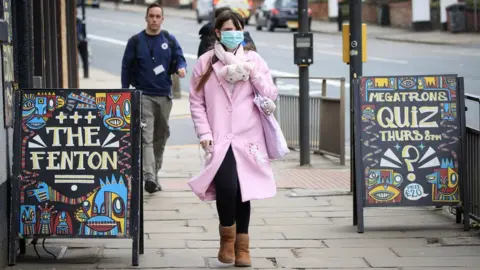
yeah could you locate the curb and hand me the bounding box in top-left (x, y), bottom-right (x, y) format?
top-left (375, 36), bottom-right (464, 46)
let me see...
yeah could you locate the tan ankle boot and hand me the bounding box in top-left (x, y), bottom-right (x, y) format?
top-left (235, 233), bottom-right (252, 267)
top-left (218, 224), bottom-right (236, 263)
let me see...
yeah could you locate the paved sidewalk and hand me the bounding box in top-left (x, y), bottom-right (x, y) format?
top-left (100, 2), bottom-right (480, 46)
top-left (7, 143), bottom-right (480, 269)
top-left (5, 67), bottom-right (480, 269)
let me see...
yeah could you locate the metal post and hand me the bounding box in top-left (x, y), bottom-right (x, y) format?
top-left (338, 3), bottom-right (343, 32)
top-left (298, 0), bottom-right (310, 166)
top-left (80, 0), bottom-right (89, 78)
top-left (13, 0), bottom-right (34, 89)
top-left (349, 0), bottom-right (363, 228)
top-left (474, 0), bottom-right (478, 32)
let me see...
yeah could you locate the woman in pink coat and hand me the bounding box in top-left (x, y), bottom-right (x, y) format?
top-left (188, 10), bottom-right (278, 268)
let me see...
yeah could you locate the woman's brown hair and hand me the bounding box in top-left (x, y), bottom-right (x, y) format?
top-left (195, 10), bottom-right (246, 92)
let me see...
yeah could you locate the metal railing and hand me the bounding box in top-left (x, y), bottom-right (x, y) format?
top-left (273, 76), bottom-right (346, 165)
top-left (465, 93), bottom-right (480, 222)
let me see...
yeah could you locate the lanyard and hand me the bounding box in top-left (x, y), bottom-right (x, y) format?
top-left (146, 37), bottom-right (156, 63)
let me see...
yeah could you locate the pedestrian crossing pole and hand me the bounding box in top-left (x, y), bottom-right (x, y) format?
top-left (349, 0), bottom-right (362, 228)
top-left (296, 0), bottom-right (313, 166)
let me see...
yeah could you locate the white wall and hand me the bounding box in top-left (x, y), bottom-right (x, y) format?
top-left (440, 0), bottom-right (458, 23)
top-left (328, 0), bottom-right (338, 18)
top-left (412, 0), bottom-right (431, 22)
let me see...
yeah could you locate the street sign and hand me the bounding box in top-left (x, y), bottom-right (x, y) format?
top-left (352, 75), bottom-right (469, 233)
top-left (9, 89), bottom-right (144, 266)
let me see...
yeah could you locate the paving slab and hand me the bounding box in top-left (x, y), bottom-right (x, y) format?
top-left (392, 246), bottom-right (480, 257)
top-left (97, 249), bottom-right (207, 268)
top-left (208, 257), bottom-right (275, 268)
top-left (150, 232), bottom-right (284, 241)
top-left (324, 238), bottom-right (429, 248)
top-left (104, 239), bottom-right (186, 249)
top-left (262, 217), bottom-right (333, 225)
top-left (252, 205), bottom-right (351, 213)
top-left (283, 225), bottom-right (409, 239)
top-left (365, 256), bottom-right (480, 268)
top-left (161, 248), bottom-right (295, 258)
top-left (294, 247), bottom-right (397, 258)
top-left (250, 196), bottom-right (331, 208)
top-left (440, 236), bottom-right (480, 246)
top-left (144, 223), bottom-right (205, 233)
top-left (187, 239), bottom-right (325, 249)
top-left (276, 257), bottom-right (369, 268)
top-left (401, 268), bottom-right (479, 270)
top-left (188, 218), bottom-right (266, 227)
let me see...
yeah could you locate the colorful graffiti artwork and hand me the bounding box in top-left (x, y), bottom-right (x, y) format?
top-left (18, 90), bottom-right (134, 237)
top-left (359, 75), bottom-right (462, 206)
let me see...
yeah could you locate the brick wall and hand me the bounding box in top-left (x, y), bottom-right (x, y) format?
top-left (466, 8), bottom-right (480, 32)
top-left (362, 3), bottom-right (378, 24)
top-left (308, 2), bottom-right (328, 21)
top-left (389, 0), bottom-right (412, 29)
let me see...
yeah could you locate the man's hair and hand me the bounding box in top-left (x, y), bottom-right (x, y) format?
top-left (214, 6), bottom-right (232, 19)
top-left (146, 3), bottom-right (164, 16)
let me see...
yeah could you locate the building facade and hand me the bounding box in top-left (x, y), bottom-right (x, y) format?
top-left (0, 0), bottom-right (78, 267)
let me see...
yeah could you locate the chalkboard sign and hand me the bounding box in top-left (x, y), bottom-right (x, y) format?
top-left (352, 75), bottom-right (467, 232)
top-left (9, 89), bottom-right (143, 265)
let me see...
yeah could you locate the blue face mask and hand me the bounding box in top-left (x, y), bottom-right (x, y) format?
top-left (220, 31), bottom-right (244, 49)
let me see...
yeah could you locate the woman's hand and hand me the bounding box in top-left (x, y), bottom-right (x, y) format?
top-left (200, 140), bottom-right (213, 150)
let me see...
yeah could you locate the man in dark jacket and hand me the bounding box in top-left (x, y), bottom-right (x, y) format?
top-left (197, 7), bottom-right (256, 58)
top-left (121, 4), bottom-right (187, 193)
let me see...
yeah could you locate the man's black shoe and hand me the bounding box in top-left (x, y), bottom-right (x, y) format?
top-left (145, 179), bottom-right (162, 194)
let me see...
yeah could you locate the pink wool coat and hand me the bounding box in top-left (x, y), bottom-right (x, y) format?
top-left (188, 49), bottom-right (278, 202)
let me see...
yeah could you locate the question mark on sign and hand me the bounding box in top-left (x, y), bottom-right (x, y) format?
top-left (402, 145), bottom-right (420, 181)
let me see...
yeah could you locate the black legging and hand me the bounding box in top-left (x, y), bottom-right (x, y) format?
top-left (214, 146), bottom-right (251, 234)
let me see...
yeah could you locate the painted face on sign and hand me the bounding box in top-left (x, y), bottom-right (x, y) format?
top-left (102, 93), bottom-right (131, 131)
top-left (440, 103), bottom-right (457, 120)
top-left (21, 93), bottom-right (65, 130)
top-left (426, 159), bottom-right (459, 201)
top-left (75, 175), bottom-right (128, 236)
top-left (366, 169), bottom-right (403, 203)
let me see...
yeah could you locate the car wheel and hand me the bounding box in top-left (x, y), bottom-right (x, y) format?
top-left (267, 19), bottom-right (275, 32)
top-left (196, 10), bottom-right (202, 24)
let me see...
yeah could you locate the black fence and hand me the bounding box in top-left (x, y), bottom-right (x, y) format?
top-left (464, 93), bottom-right (480, 222)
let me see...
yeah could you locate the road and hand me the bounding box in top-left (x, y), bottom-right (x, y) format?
top-left (84, 7), bottom-right (480, 146)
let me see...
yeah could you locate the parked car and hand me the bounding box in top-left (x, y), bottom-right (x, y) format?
top-left (196, 0), bottom-right (252, 24)
top-left (255, 0), bottom-right (311, 32)
top-left (196, 0), bottom-right (214, 24)
top-left (85, 0), bottom-right (100, 8)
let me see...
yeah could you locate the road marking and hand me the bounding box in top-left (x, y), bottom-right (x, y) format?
top-left (184, 53), bottom-right (197, 59)
top-left (89, 17), bottom-right (143, 27)
top-left (431, 49), bottom-right (480, 57)
top-left (89, 34), bottom-right (127, 45)
top-left (255, 41), bottom-right (269, 47)
top-left (368, 56), bottom-right (409, 64)
top-left (87, 34), bottom-right (349, 88)
top-left (277, 44), bottom-right (293, 50)
top-left (187, 33), bottom-right (199, 38)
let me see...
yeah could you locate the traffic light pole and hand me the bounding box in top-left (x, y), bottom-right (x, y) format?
top-left (349, 0), bottom-right (363, 230)
top-left (298, 0), bottom-right (310, 166)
